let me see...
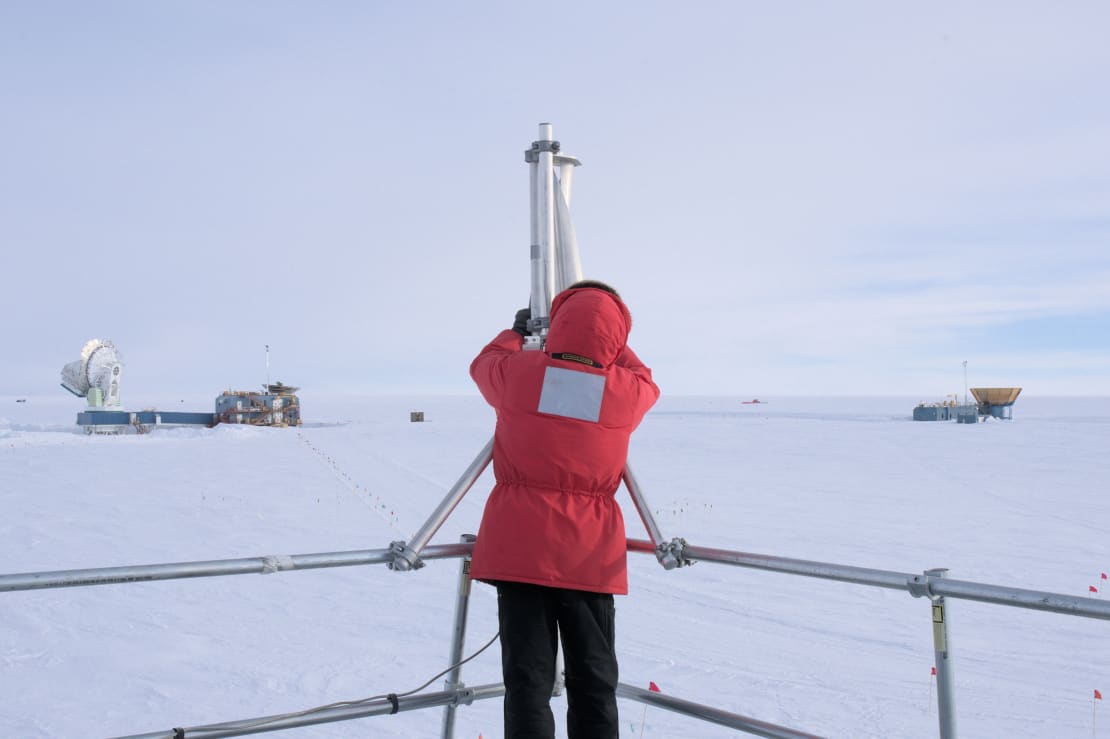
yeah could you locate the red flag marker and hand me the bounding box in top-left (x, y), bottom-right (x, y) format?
top-left (1097, 689), bottom-right (1103, 700)
top-left (1091, 586), bottom-right (1099, 593)
top-left (931, 666), bottom-right (937, 676)
top-left (649, 681), bottom-right (661, 693)
top-left (1102, 572), bottom-right (1108, 580)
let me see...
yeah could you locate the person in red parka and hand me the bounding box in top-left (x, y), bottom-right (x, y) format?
top-left (469, 280), bottom-right (660, 739)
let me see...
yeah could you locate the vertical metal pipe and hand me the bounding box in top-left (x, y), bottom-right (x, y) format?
top-left (927, 568), bottom-right (958, 739)
top-left (441, 534), bottom-right (477, 739)
top-left (529, 132), bottom-right (547, 326)
top-left (537, 122), bottom-right (556, 316)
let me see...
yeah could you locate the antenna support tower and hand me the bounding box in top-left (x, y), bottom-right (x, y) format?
top-left (388, 124), bottom-right (686, 573)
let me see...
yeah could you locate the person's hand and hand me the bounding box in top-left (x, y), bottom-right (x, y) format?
top-left (512, 307), bottom-right (531, 337)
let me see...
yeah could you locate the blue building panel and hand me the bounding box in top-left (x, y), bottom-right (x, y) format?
top-left (77, 410), bottom-right (216, 431)
top-left (913, 406), bottom-right (950, 421)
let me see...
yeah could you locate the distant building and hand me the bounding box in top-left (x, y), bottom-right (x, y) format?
top-left (216, 383), bottom-right (302, 427)
top-left (913, 387), bottom-right (1021, 422)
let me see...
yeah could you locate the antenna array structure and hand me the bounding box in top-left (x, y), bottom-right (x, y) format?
top-left (388, 123), bottom-right (688, 573)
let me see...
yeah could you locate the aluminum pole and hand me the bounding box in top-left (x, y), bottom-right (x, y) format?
top-left (537, 122), bottom-right (556, 315)
top-left (617, 683), bottom-right (824, 739)
top-left (682, 543), bottom-right (914, 590)
top-left (556, 156), bottom-right (576, 206)
top-left (0, 543), bottom-right (474, 593)
top-left (528, 131), bottom-right (547, 328)
top-left (527, 123), bottom-right (556, 329)
top-left (641, 541), bottom-right (1110, 621)
top-left (622, 465), bottom-right (665, 548)
top-left (924, 568), bottom-right (958, 739)
top-left (925, 576), bottom-right (1110, 619)
top-left (111, 683), bottom-right (506, 739)
top-left (553, 152), bottom-right (583, 292)
top-left (552, 176), bottom-right (583, 291)
top-left (440, 534), bottom-right (476, 739)
top-left (390, 439), bottom-right (493, 570)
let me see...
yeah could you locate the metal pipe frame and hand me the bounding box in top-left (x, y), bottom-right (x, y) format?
top-left (7, 538), bottom-right (1110, 739)
top-left (8, 539), bottom-right (1109, 621)
top-left (617, 683), bottom-right (824, 739)
top-left (110, 683), bottom-right (506, 739)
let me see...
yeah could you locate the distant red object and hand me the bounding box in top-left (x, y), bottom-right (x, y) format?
top-left (649, 681), bottom-right (661, 693)
top-left (741, 399), bottom-right (764, 404)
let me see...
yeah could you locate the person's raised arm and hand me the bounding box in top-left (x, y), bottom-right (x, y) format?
top-left (469, 307), bottom-right (528, 405)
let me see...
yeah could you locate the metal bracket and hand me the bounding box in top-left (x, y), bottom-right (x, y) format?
top-left (524, 139), bottom-right (562, 162)
top-left (553, 154), bottom-right (581, 168)
top-left (656, 537), bottom-right (692, 570)
top-left (388, 540), bottom-right (425, 571)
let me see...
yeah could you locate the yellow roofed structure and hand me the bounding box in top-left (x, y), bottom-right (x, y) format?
top-left (970, 387), bottom-right (1022, 406)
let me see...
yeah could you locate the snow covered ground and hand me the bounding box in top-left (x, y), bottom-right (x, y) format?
top-left (2, 393), bottom-right (1109, 738)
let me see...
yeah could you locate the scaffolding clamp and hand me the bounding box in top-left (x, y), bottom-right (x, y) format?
top-left (524, 139), bottom-right (561, 162)
top-left (907, 568), bottom-right (947, 600)
top-left (453, 685), bottom-right (477, 706)
top-left (655, 537), bottom-right (692, 570)
top-left (388, 540), bottom-right (425, 571)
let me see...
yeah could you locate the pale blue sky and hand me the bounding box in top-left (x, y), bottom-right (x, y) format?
top-left (2, 2), bottom-right (1107, 402)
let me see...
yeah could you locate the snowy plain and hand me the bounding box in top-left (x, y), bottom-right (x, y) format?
top-left (2, 392), bottom-right (1109, 738)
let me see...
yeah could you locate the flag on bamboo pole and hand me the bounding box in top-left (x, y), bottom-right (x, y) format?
top-left (931, 667), bottom-right (937, 676)
top-left (1091, 586), bottom-right (1099, 593)
top-left (649, 681), bottom-right (661, 693)
top-left (1097, 689), bottom-right (1103, 738)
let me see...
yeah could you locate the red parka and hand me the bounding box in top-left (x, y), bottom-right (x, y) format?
top-left (468, 287), bottom-right (660, 594)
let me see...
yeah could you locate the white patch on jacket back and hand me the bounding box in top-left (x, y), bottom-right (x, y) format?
top-left (537, 366), bottom-right (605, 422)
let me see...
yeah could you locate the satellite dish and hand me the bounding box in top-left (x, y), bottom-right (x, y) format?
top-left (60, 339), bottom-right (124, 408)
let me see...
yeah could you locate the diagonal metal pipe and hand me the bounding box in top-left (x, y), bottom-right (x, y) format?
top-left (617, 683), bottom-right (825, 739)
top-left (109, 683), bottom-right (506, 739)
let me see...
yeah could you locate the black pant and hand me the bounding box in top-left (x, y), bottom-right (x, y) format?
top-left (496, 581), bottom-right (619, 739)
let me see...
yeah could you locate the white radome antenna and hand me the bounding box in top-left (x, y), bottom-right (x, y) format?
top-left (60, 339), bottom-right (124, 409)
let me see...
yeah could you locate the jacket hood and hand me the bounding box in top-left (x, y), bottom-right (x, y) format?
top-left (545, 287), bottom-right (632, 367)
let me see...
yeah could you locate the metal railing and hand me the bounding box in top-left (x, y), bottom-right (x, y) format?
top-left (5, 532), bottom-right (1109, 738)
